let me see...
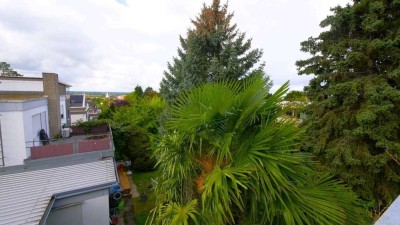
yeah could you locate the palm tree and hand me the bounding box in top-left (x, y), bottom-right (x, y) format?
top-left (149, 76), bottom-right (367, 225)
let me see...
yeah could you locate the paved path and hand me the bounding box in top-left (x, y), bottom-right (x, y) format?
top-left (117, 171), bottom-right (140, 225)
top-left (122, 198), bottom-right (135, 225)
top-left (128, 172), bottom-right (140, 198)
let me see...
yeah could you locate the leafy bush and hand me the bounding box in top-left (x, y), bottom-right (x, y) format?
top-left (124, 125), bottom-right (156, 172)
top-left (74, 119), bottom-right (108, 133)
top-left (110, 123), bottom-right (127, 161)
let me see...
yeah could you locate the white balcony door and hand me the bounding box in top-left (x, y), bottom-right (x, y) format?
top-left (32, 112), bottom-right (47, 144)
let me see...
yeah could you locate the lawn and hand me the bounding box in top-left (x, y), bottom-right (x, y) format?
top-left (131, 169), bottom-right (159, 225)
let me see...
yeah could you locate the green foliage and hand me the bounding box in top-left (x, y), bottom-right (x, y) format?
top-left (73, 119), bottom-right (108, 133)
top-left (0, 62), bottom-right (22, 77)
top-left (282, 90), bottom-right (309, 119)
top-left (296, 0), bottom-right (400, 215)
top-left (98, 98), bottom-right (115, 119)
top-left (113, 95), bottom-right (167, 134)
top-left (135, 85), bottom-right (144, 98)
top-left (284, 90), bottom-right (306, 102)
top-left (124, 125), bottom-right (156, 172)
top-left (110, 122), bottom-right (127, 161)
top-left (160, 0), bottom-right (266, 102)
top-left (99, 89), bottom-right (166, 170)
top-left (152, 200), bottom-right (204, 225)
top-left (132, 170), bottom-right (160, 225)
top-left (144, 87), bottom-right (157, 98)
top-left (150, 76), bottom-right (367, 225)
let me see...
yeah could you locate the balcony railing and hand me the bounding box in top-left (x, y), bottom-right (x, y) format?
top-left (26, 125), bottom-right (114, 160)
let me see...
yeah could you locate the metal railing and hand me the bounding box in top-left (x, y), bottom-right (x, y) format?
top-left (26, 132), bottom-right (114, 160)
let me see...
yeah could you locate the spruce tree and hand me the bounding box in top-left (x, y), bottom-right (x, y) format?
top-left (296, 0), bottom-right (400, 214)
top-left (160, 0), bottom-right (265, 102)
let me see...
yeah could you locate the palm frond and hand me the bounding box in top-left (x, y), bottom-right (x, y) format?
top-left (152, 76), bottom-right (366, 225)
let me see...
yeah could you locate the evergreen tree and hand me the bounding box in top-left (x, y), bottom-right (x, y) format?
top-left (0, 62), bottom-right (22, 77)
top-left (144, 87), bottom-right (157, 98)
top-left (134, 85), bottom-right (144, 98)
top-left (160, 0), bottom-right (265, 102)
top-left (296, 0), bottom-right (400, 214)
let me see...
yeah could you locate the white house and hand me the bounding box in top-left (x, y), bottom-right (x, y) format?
top-left (0, 73), bottom-right (120, 225)
top-left (0, 73), bottom-right (70, 166)
top-left (70, 94), bottom-right (89, 124)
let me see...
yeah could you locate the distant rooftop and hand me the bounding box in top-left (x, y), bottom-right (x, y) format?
top-left (70, 94), bottom-right (84, 107)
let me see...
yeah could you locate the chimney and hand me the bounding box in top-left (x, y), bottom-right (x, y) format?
top-left (43, 73), bottom-right (61, 137)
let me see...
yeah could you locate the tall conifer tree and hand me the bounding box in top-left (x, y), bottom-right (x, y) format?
top-left (296, 0), bottom-right (400, 213)
top-left (160, 0), bottom-right (265, 102)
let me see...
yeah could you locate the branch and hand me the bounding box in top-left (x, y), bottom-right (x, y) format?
top-left (385, 150), bottom-right (400, 166)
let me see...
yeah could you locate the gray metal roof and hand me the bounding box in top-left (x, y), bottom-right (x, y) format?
top-left (0, 159), bottom-right (116, 225)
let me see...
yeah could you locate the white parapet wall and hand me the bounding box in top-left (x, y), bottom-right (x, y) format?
top-left (0, 111), bottom-right (26, 166)
top-left (0, 79), bottom-right (43, 92)
top-left (71, 113), bottom-right (87, 124)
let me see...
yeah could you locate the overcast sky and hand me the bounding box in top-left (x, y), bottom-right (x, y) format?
top-left (0, 0), bottom-right (350, 92)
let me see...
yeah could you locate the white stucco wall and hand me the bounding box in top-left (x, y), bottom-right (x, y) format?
top-left (71, 114), bottom-right (87, 124)
top-left (0, 112), bottom-right (26, 166)
top-left (82, 195), bottom-right (109, 225)
top-left (0, 80), bottom-right (43, 92)
top-left (0, 99), bottom-right (49, 166)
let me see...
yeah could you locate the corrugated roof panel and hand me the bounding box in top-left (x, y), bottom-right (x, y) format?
top-left (0, 159), bottom-right (116, 225)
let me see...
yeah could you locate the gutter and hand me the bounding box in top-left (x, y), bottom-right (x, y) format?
top-left (38, 197), bottom-right (56, 225)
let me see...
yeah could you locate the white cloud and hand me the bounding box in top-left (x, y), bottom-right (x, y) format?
top-left (0, 0), bottom-right (351, 92)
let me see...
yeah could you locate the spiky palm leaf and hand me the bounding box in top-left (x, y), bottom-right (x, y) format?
top-left (150, 75), bottom-right (367, 225)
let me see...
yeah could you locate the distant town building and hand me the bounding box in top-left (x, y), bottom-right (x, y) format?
top-left (70, 94), bottom-right (89, 124)
top-left (0, 73), bottom-right (70, 166)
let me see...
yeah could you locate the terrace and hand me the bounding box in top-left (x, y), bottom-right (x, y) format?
top-left (25, 124), bottom-right (114, 161)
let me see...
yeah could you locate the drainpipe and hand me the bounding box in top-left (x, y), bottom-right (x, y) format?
top-left (0, 114), bottom-right (4, 166)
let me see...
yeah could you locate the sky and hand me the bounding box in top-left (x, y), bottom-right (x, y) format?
top-left (0, 0), bottom-right (351, 92)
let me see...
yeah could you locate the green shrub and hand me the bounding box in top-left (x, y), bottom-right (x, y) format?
top-left (74, 119), bottom-right (108, 133)
top-left (124, 125), bottom-right (156, 172)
